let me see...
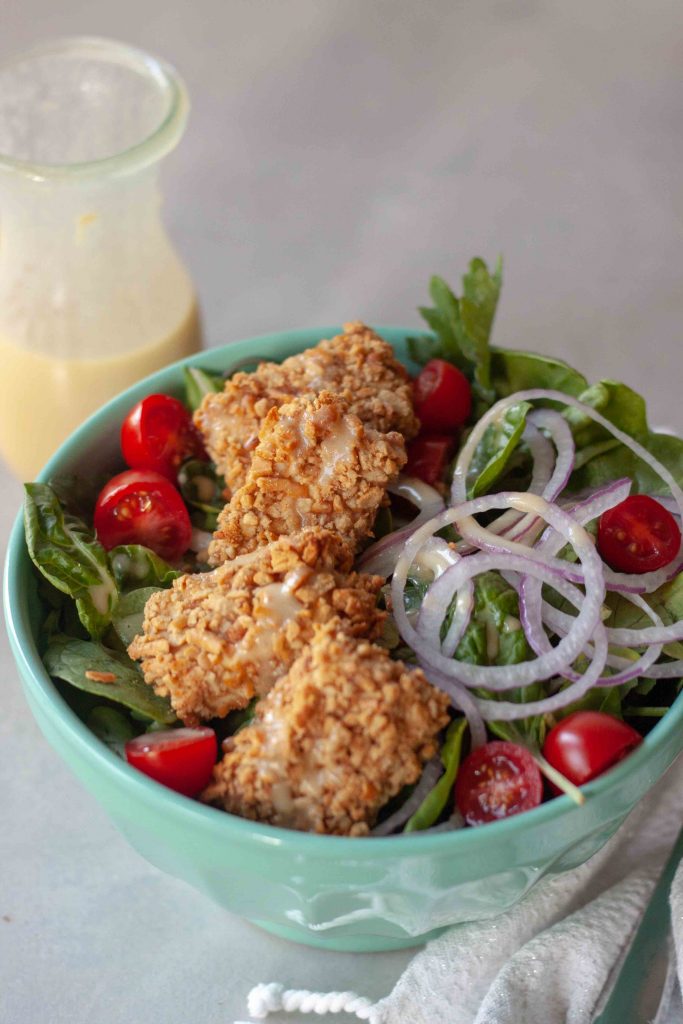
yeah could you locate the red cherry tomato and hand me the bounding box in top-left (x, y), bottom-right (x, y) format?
top-left (597, 495), bottom-right (681, 574)
top-left (405, 433), bottom-right (455, 485)
top-left (413, 359), bottom-right (472, 432)
top-left (543, 711), bottom-right (642, 787)
top-left (125, 727), bottom-right (217, 797)
top-left (94, 469), bottom-right (192, 561)
top-left (121, 393), bottom-right (206, 481)
top-left (455, 741), bottom-right (543, 826)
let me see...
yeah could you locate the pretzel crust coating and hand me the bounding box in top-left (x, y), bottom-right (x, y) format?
top-left (194, 321), bottom-right (419, 494)
top-left (207, 390), bottom-right (406, 565)
top-left (202, 628), bottom-right (451, 836)
top-left (127, 530), bottom-right (384, 725)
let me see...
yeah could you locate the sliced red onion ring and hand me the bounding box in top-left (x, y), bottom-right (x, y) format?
top-left (453, 388), bottom-right (683, 594)
top-left (521, 574), bottom-right (664, 687)
top-left (370, 757), bottom-right (443, 836)
top-left (358, 475), bottom-right (445, 577)
top-left (469, 623), bottom-right (608, 720)
top-left (484, 422), bottom-right (554, 540)
top-left (641, 660), bottom-right (683, 678)
top-left (416, 661), bottom-right (487, 748)
top-left (391, 492), bottom-right (606, 695)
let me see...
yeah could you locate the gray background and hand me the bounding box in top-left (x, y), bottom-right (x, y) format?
top-left (2, 2), bottom-right (682, 1022)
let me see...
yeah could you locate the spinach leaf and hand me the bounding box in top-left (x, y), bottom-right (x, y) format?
top-left (605, 575), bottom-right (683, 660)
top-left (467, 401), bottom-right (531, 498)
top-left (109, 545), bottom-right (180, 591)
top-left (86, 706), bottom-right (137, 756)
top-left (177, 459), bottom-right (226, 530)
top-left (24, 483), bottom-right (118, 639)
top-left (111, 587), bottom-right (160, 647)
top-left (490, 348), bottom-right (588, 400)
top-left (44, 635), bottom-right (176, 724)
top-left (183, 366), bottom-right (223, 412)
top-left (454, 572), bottom-right (530, 668)
top-left (405, 717), bottom-right (468, 831)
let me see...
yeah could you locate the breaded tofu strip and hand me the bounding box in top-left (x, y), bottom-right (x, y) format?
top-left (127, 530), bottom-right (384, 725)
top-left (202, 627), bottom-right (450, 836)
top-left (194, 321), bottom-right (419, 493)
top-left (208, 389), bottom-right (406, 565)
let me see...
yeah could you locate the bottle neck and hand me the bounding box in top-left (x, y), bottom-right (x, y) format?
top-left (0, 168), bottom-right (195, 357)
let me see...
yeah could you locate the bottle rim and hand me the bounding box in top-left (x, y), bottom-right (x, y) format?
top-left (0, 36), bottom-right (189, 183)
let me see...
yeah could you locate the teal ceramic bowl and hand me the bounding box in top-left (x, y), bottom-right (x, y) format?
top-left (5, 327), bottom-right (683, 952)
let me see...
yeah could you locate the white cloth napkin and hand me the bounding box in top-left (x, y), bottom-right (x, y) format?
top-left (236, 756), bottom-right (683, 1024)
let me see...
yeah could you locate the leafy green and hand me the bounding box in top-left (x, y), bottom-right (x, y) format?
top-left (177, 459), bottom-right (226, 530)
top-left (44, 635), bottom-right (176, 724)
top-left (408, 258), bottom-right (502, 405)
top-left (405, 717), bottom-right (468, 831)
top-left (111, 587), bottom-right (160, 647)
top-left (109, 545), bottom-right (180, 591)
top-left (605, 575), bottom-right (683, 660)
top-left (489, 348), bottom-right (588, 400)
top-left (85, 706), bottom-right (137, 756)
top-left (566, 380), bottom-right (683, 494)
top-left (454, 571), bottom-right (530, 668)
top-left (24, 484), bottom-right (118, 639)
top-left (467, 401), bottom-right (531, 498)
top-left (183, 366), bottom-right (223, 412)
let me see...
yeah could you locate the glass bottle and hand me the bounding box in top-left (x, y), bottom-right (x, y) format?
top-left (0, 37), bottom-right (202, 478)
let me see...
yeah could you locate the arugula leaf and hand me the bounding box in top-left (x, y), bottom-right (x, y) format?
top-left (183, 366), bottom-right (223, 412)
top-left (111, 587), bottom-right (160, 647)
top-left (109, 545), bottom-right (180, 591)
top-left (467, 401), bottom-right (531, 498)
top-left (565, 380), bottom-right (683, 494)
top-left (24, 484), bottom-right (118, 639)
top-left (44, 635), bottom-right (176, 724)
top-left (409, 258), bottom-right (502, 405)
top-left (405, 717), bottom-right (468, 831)
top-left (177, 459), bottom-right (226, 530)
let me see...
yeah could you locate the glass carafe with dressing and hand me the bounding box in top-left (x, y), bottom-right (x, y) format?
top-left (0, 37), bottom-right (202, 478)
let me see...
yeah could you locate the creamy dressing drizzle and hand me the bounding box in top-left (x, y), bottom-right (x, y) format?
top-left (318, 418), bottom-right (356, 481)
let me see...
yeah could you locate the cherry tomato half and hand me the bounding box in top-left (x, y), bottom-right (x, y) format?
top-left (455, 741), bottom-right (543, 826)
top-left (543, 711), bottom-right (642, 787)
top-left (125, 727), bottom-right (217, 797)
top-left (405, 433), bottom-right (455, 486)
top-left (597, 494), bottom-right (681, 574)
top-left (121, 393), bottom-right (206, 481)
top-left (94, 469), bottom-right (192, 561)
top-left (413, 359), bottom-right (472, 432)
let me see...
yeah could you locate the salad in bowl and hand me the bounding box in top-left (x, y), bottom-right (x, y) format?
top-left (8, 257), bottom-right (683, 948)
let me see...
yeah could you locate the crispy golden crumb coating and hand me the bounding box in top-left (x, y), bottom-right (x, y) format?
top-left (194, 321), bottom-right (419, 493)
top-left (207, 390), bottom-right (406, 565)
top-left (202, 626), bottom-right (450, 836)
top-left (127, 530), bottom-right (385, 726)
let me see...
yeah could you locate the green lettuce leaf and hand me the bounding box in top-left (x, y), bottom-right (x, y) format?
top-left (44, 635), bottom-right (176, 724)
top-left (85, 706), bottom-right (137, 756)
top-left (24, 483), bottom-right (118, 639)
top-left (405, 717), bottom-right (468, 831)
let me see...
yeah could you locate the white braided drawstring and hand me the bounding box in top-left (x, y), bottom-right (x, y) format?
top-left (233, 981), bottom-right (381, 1021)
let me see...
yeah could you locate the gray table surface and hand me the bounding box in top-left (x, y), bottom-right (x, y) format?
top-left (2, 2), bottom-right (683, 1022)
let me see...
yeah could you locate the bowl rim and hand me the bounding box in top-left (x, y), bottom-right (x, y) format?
top-left (5, 323), bottom-right (683, 858)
